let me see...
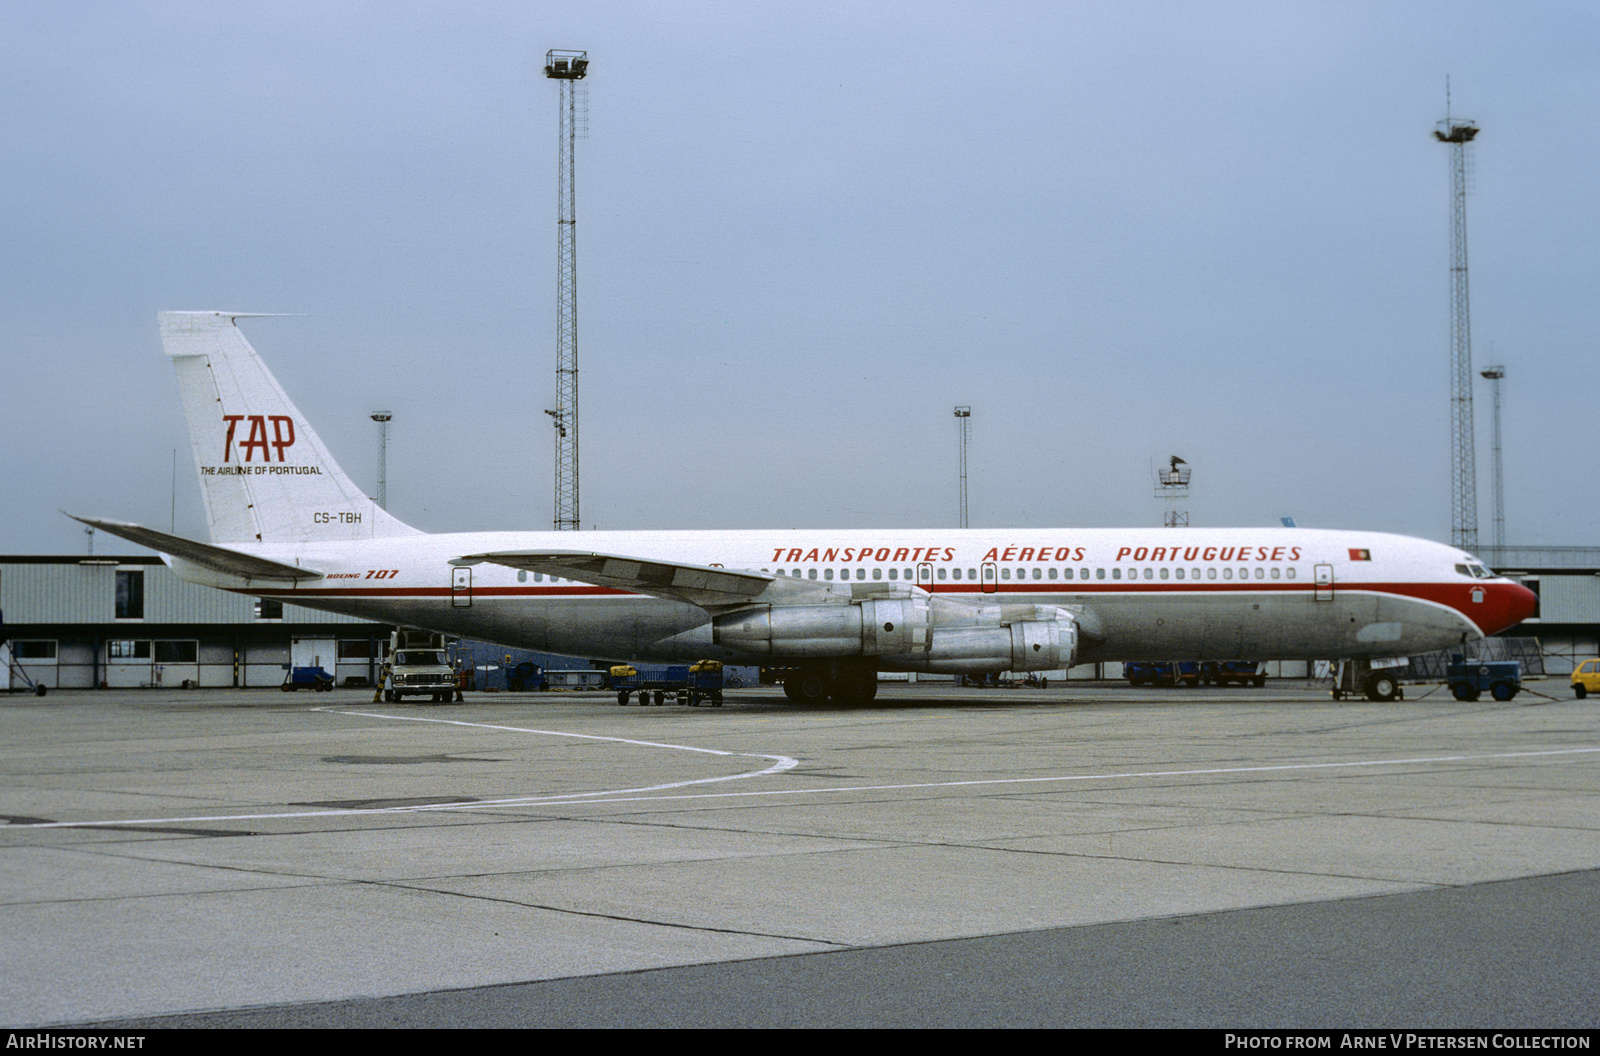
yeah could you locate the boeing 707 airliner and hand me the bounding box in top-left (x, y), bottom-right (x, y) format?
top-left (73, 312), bottom-right (1536, 705)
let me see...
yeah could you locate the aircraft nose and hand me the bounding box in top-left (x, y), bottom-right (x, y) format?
top-left (1507, 581), bottom-right (1539, 626)
top-left (1484, 580), bottom-right (1539, 635)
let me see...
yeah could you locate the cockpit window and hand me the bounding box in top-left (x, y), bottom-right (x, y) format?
top-left (1454, 563), bottom-right (1494, 579)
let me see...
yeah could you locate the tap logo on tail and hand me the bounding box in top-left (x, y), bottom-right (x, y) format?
top-left (204, 413), bottom-right (321, 477)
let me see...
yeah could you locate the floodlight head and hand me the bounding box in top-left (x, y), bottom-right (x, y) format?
top-left (545, 49), bottom-right (588, 79)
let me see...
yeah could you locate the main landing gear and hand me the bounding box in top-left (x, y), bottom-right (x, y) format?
top-left (782, 662), bottom-right (879, 706)
top-left (1330, 659), bottom-right (1403, 702)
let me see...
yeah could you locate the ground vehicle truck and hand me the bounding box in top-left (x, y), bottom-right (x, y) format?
top-left (1446, 655), bottom-right (1521, 701)
top-left (383, 630), bottom-right (458, 703)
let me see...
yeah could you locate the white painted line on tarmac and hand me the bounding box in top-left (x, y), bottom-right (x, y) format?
top-left (528, 745), bottom-right (1600, 806)
top-left (13, 706), bottom-right (800, 830)
top-left (12, 705), bottom-right (1597, 830)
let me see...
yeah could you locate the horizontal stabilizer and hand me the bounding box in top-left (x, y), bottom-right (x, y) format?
top-left (67, 516), bottom-right (322, 581)
top-left (452, 549), bottom-right (831, 613)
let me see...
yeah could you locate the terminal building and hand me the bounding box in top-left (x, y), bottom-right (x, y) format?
top-left (3, 550), bottom-right (1597, 692)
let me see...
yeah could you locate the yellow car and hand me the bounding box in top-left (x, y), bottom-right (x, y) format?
top-left (1573, 659), bottom-right (1600, 699)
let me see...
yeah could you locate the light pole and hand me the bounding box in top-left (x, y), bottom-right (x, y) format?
top-left (371, 412), bottom-right (392, 509)
top-left (1480, 365), bottom-right (1505, 552)
top-left (954, 406), bottom-right (971, 528)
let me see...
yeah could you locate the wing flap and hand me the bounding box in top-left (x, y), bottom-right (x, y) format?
top-left (67, 516), bottom-right (322, 582)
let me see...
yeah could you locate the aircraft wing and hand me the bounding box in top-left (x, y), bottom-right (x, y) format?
top-left (67, 516), bottom-right (323, 582)
top-left (452, 549), bottom-right (845, 612)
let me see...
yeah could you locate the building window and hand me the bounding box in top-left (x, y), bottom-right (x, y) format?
top-left (154, 640), bottom-right (198, 663)
top-left (108, 640), bottom-right (151, 659)
top-left (13, 640), bottom-right (57, 661)
top-left (115, 570), bottom-right (144, 619)
top-left (256, 598), bottom-right (284, 620)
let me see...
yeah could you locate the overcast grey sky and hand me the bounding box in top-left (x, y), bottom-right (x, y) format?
top-left (4, 1), bottom-right (1597, 555)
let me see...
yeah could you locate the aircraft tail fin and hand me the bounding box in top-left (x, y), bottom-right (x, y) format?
top-left (159, 311), bottom-right (421, 545)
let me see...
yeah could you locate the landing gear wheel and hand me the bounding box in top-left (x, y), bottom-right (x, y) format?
top-left (786, 667), bottom-right (830, 705)
top-left (830, 669), bottom-right (878, 706)
top-left (1365, 673), bottom-right (1399, 702)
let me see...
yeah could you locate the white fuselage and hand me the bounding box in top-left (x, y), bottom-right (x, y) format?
top-left (169, 526), bottom-right (1536, 668)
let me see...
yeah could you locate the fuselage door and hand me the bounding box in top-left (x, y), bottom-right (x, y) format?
top-left (452, 566), bottom-right (472, 608)
top-left (980, 562), bottom-right (998, 594)
top-left (917, 562), bottom-right (934, 589)
top-left (1314, 563), bottom-right (1334, 602)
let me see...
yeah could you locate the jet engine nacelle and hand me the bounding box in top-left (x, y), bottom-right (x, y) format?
top-left (711, 595), bottom-right (1078, 673)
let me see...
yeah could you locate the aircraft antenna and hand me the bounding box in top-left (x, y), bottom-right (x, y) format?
top-left (954, 406), bottom-right (971, 528)
top-left (545, 49), bottom-right (589, 531)
top-left (1435, 89), bottom-right (1479, 553)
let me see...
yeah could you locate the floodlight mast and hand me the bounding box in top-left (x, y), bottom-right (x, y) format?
top-left (545, 49), bottom-right (588, 531)
top-left (954, 406), bottom-right (971, 528)
top-left (370, 412), bottom-right (392, 510)
top-left (1156, 455), bottom-right (1190, 528)
top-left (1435, 101), bottom-right (1480, 553)
top-left (1480, 365), bottom-right (1505, 551)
